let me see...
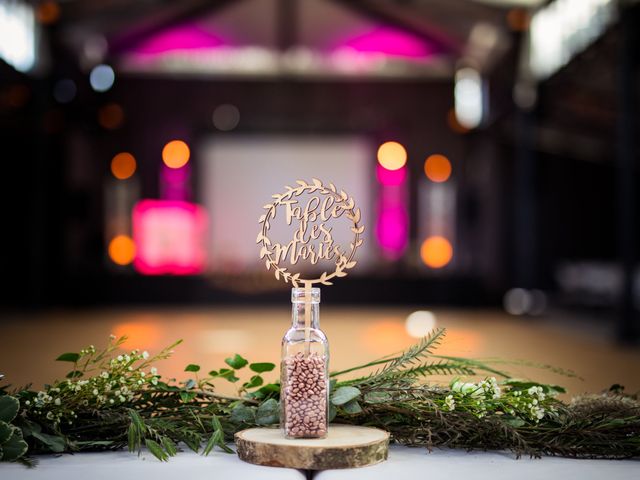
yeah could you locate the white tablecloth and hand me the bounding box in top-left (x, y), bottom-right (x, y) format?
top-left (1, 446), bottom-right (638, 479)
top-left (317, 446), bottom-right (640, 480)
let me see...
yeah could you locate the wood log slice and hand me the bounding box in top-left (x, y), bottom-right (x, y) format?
top-left (235, 425), bottom-right (389, 470)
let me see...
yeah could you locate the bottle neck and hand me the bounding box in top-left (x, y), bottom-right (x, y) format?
top-left (291, 301), bottom-right (320, 329)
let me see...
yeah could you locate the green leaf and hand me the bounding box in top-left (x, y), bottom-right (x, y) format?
top-left (328, 403), bottom-right (337, 422)
top-left (0, 396), bottom-right (19, 423)
top-left (225, 354), bottom-right (248, 369)
top-left (331, 386), bottom-right (361, 406)
top-left (145, 439), bottom-right (169, 462)
top-left (66, 370), bottom-right (83, 379)
top-left (127, 424), bottom-right (138, 452)
top-left (364, 391), bottom-right (392, 404)
top-left (184, 364), bottom-right (200, 373)
top-left (503, 416), bottom-right (526, 428)
top-left (218, 369), bottom-right (240, 383)
top-left (180, 391), bottom-right (197, 402)
top-left (56, 353), bottom-right (80, 363)
top-left (128, 409), bottom-right (146, 434)
top-left (31, 432), bottom-right (65, 453)
top-left (329, 378), bottom-right (337, 394)
top-left (203, 429), bottom-right (222, 456)
top-left (208, 370), bottom-right (218, 377)
top-left (243, 375), bottom-right (264, 389)
top-left (211, 414), bottom-right (222, 432)
top-left (0, 421), bottom-right (12, 443)
top-left (1, 428), bottom-right (28, 461)
top-left (230, 404), bottom-right (255, 424)
top-left (255, 398), bottom-right (279, 425)
top-left (342, 399), bottom-right (362, 414)
top-left (249, 363), bottom-right (275, 373)
top-left (161, 437), bottom-right (177, 457)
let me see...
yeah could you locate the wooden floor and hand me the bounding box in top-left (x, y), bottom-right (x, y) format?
top-left (1, 307), bottom-right (639, 398)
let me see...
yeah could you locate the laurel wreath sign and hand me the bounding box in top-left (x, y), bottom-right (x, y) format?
top-left (256, 179), bottom-right (364, 287)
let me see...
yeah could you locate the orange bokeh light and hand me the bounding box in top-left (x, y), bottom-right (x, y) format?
top-left (98, 103), bottom-right (125, 130)
top-left (162, 140), bottom-right (190, 169)
top-left (424, 154), bottom-right (452, 183)
top-left (110, 152), bottom-right (136, 180)
top-left (108, 235), bottom-right (136, 266)
top-left (446, 108), bottom-right (470, 134)
top-left (113, 320), bottom-right (161, 350)
top-left (377, 141), bottom-right (407, 171)
top-left (36, 1), bottom-right (60, 25)
top-left (507, 8), bottom-right (530, 32)
top-left (420, 236), bottom-right (453, 269)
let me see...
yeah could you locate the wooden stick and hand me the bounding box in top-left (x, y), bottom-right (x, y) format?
top-left (304, 282), bottom-right (311, 356)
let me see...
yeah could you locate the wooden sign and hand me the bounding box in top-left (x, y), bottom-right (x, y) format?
top-left (256, 179), bottom-right (364, 287)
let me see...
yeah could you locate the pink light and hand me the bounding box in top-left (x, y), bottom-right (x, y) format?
top-left (376, 205), bottom-right (408, 260)
top-left (133, 24), bottom-right (225, 55)
top-left (132, 200), bottom-right (208, 275)
top-left (337, 26), bottom-right (435, 59)
top-left (377, 164), bottom-right (407, 186)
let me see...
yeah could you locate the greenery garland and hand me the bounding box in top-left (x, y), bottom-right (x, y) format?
top-left (0, 329), bottom-right (638, 465)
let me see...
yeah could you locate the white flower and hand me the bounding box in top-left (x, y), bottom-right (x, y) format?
top-left (150, 367), bottom-right (158, 375)
top-left (124, 355), bottom-right (131, 362)
top-left (117, 355), bottom-right (123, 362)
top-left (101, 372), bottom-right (109, 379)
top-left (46, 411), bottom-right (54, 420)
top-left (142, 351), bottom-right (149, 359)
top-left (25, 400), bottom-right (31, 406)
top-left (151, 377), bottom-right (158, 386)
top-left (119, 395), bottom-right (126, 402)
top-left (92, 389), bottom-right (99, 396)
top-left (140, 371), bottom-right (145, 377)
top-left (445, 394), bottom-right (456, 411)
top-left (451, 381), bottom-right (483, 398)
top-left (109, 399), bottom-right (114, 404)
top-left (54, 398), bottom-right (61, 406)
top-left (109, 334), bottom-right (116, 340)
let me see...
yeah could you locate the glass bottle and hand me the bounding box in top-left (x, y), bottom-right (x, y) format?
top-left (281, 287), bottom-right (329, 439)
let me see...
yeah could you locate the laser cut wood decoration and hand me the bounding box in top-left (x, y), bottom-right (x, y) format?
top-left (256, 179), bottom-right (364, 288)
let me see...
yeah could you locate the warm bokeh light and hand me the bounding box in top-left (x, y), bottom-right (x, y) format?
top-left (110, 152), bottom-right (136, 180)
top-left (405, 311), bottom-right (437, 338)
top-left (446, 108), bottom-right (470, 134)
top-left (376, 163), bottom-right (406, 186)
top-left (98, 103), bottom-right (124, 130)
top-left (507, 8), bottom-right (530, 32)
top-left (363, 320), bottom-right (412, 355)
top-left (108, 235), bottom-right (136, 266)
top-left (424, 154), bottom-right (452, 183)
top-left (377, 141), bottom-right (407, 171)
top-left (162, 140), bottom-right (190, 169)
top-left (113, 320), bottom-right (161, 349)
top-left (36, 1), bottom-right (60, 25)
top-left (420, 236), bottom-right (453, 268)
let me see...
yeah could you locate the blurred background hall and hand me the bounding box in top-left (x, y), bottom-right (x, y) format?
top-left (0, 0), bottom-right (639, 396)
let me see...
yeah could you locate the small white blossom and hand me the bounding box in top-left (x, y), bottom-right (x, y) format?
top-left (142, 351), bottom-right (149, 359)
top-left (101, 372), bottom-right (109, 379)
top-left (118, 395), bottom-right (126, 402)
top-left (150, 367), bottom-right (158, 375)
top-left (46, 411), bottom-right (54, 420)
top-left (92, 389), bottom-right (99, 396)
top-left (445, 394), bottom-right (456, 411)
top-left (117, 355), bottom-right (123, 362)
top-left (25, 400), bottom-right (31, 406)
top-left (151, 377), bottom-right (158, 386)
top-left (109, 334), bottom-right (116, 340)
top-left (54, 398), bottom-right (61, 406)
